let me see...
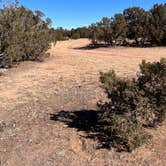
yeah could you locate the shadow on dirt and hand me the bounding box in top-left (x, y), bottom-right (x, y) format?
top-left (50, 110), bottom-right (111, 149)
top-left (74, 44), bottom-right (111, 50)
top-left (74, 42), bottom-right (159, 50)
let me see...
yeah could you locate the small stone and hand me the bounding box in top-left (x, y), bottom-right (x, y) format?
top-left (57, 150), bottom-right (66, 157)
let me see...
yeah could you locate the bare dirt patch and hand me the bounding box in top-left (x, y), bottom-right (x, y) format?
top-left (0, 39), bottom-right (166, 166)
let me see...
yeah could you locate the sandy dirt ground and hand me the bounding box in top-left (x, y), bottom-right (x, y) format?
top-left (0, 39), bottom-right (166, 166)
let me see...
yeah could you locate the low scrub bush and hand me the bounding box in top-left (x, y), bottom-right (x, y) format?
top-left (137, 58), bottom-right (166, 125)
top-left (99, 112), bottom-right (149, 152)
top-left (98, 58), bottom-right (166, 151)
top-left (0, 1), bottom-right (52, 68)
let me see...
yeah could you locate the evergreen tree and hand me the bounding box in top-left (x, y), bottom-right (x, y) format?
top-left (111, 14), bottom-right (128, 44)
top-left (0, 0), bottom-right (51, 67)
top-left (123, 7), bottom-right (148, 45)
top-left (148, 4), bottom-right (166, 45)
top-left (98, 17), bottom-right (112, 44)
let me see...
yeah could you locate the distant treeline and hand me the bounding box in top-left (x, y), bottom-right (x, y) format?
top-left (49, 27), bottom-right (90, 41)
top-left (51, 3), bottom-right (166, 47)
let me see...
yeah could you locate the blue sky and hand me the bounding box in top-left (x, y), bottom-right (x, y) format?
top-left (1, 0), bottom-right (166, 29)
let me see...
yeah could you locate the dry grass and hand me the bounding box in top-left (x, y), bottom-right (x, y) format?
top-left (0, 39), bottom-right (166, 166)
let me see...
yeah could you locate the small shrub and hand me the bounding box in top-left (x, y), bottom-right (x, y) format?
top-left (100, 70), bottom-right (139, 114)
top-left (99, 112), bottom-right (149, 152)
top-left (137, 58), bottom-right (166, 125)
top-left (98, 58), bottom-right (166, 151)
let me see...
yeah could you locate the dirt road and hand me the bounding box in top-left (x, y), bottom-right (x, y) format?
top-left (0, 39), bottom-right (166, 166)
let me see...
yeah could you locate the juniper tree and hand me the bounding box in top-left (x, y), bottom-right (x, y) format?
top-left (123, 7), bottom-right (148, 45)
top-left (111, 14), bottom-right (128, 44)
top-left (89, 23), bottom-right (104, 45)
top-left (0, 0), bottom-right (51, 68)
top-left (98, 58), bottom-right (166, 151)
top-left (98, 17), bottom-right (113, 44)
top-left (148, 4), bottom-right (166, 45)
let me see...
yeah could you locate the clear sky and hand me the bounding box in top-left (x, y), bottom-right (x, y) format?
top-left (2, 0), bottom-right (166, 29)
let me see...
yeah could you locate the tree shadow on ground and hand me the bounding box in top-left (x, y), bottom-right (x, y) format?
top-left (74, 42), bottom-right (159, 50)
top-left (74, 44), bottom-right (111, 50)
top-left (50, 110), bottom-right (112, 149)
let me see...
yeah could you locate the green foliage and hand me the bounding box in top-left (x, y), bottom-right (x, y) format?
top-left (123, 7), bottom-right (148, 42)
top-left (88, 7), bottom-right (148, 46)
top-left (89, 18), bottom-right (114, 45)
top-left (100, 70), bottom-right (138, 114)
top-left (86, 3), bottom-right (166, 47)
top-left (89, 23), bottom-right (103, 45)
top-left (98, 58), bottom-right (166, 151)
top-left (70, 27), bottom-right (90, 39)
top-left (98, 17), bottom-right (113, 44)
top-left (148, 4), bottom-right (166, 45)
top-left (0, 1), bottom-right (51, 68)
top-left (111, 14), bottom-right (128, 43)
top-left (99, 112), bottom-right (149, 152)
top-left (49, 27), bottom-right (90, 42)
top-left (49, 28), bottom-right (58, 43)
top-left (77, 27), bottom-right (91, 38)
top-left (137, 58), bottom-right (166, 125)
top-left (71, 31), bottom-right (80, 39)
top-left (52, 27), bottom-right (69, 41)
top-left (47, 3), bottom-right (166, 47)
